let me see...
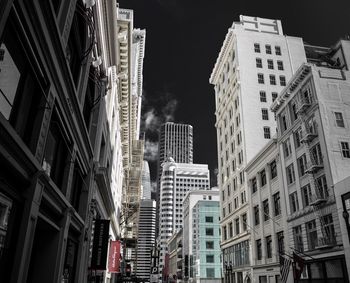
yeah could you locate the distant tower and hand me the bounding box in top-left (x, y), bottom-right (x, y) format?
top-left (141, 160), bottom-right (152, 200)
top-left (136, 199), bottom-right (156, 281)
top-left (155, 122), bottom-right (194, 237)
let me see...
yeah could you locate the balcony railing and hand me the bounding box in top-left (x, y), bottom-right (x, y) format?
top-left (316, 235), bottom-right (337, 249)
top-left (305, 156), bottom-right (323, 174)
top-left (301, 127), bottom-right (318, 143)
top-left (309, 194), bottom-right (327, 206)
top-left (296, 95), bottom-right (312, 113)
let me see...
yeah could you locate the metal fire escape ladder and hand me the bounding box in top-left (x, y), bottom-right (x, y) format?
top-left (298, 91), bottom-right (335, 249)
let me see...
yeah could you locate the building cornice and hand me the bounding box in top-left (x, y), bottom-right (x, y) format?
top-left (209, 29), bottom-right (234, 85)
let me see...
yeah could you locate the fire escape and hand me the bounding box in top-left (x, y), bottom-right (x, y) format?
top-left (296, 85), bottom-right (337, 249)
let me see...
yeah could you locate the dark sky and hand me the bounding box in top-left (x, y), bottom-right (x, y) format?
top-left (118, 0), bottom-right (350, 183)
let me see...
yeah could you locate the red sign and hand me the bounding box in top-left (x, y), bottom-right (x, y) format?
top-left (108, 240), bottom-right (121, 273)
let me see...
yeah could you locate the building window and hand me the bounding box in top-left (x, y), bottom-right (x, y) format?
top-left (266, 236), bottom-right (272, 258)
top-left (270, 160), bottom-right (277, 179)
top-left (301, 184), bottom-right (312, 207)
top-left (0, 21), bottom-right (47, 153)
top-left (262, 108), bottom-right (269, 120)
top-left (273, 192), bottom-right (281, 216)
top-left (281, 113), bottom-right (288, 132)
top-left (267, 59), bottom-right (274, 69)
top-left (298, 154), bottom-right (307, 177)
top-left (294, 128), bottom-right (302, 148)
top-left (43, 110), bottom-right (70, 190)
top-left (251, 177), bottom-right (257, 194)
top-left (263, 199), bottom-right (269, 221)
top-left (242, 213), bottom-right (247, 231)
top-left (289, 192), bottom-right (299, 213)
top-left (311, 143), bottom-right (323, 165)
top-left (222, 207), bottom-right (226, 218)
top-left (275, 46), bottom-right (281, 55)
top-left (256, 58), bottom-right (263, 68)
top-left (206, 228), bottom-right (214, 236)
top-left (272, 92), bottom-right (278, 102)
top-left (258, 73), bottom-right (264, 84)
top-left (206, 255), bottom-right (215, 263)
top-left (260, 91), bottom-right (267, 102)
top-left (280, 75), bottom-right (286, 86)
top-left (254, 205), bottom-right (260, 226)
top-left (316, 175), bottom-right (329, 199)
top-left (283, 138), bottom-right (292, 158)
top-left (206, 268), bottom-right (215, 278)
top-left (235, 218), bottom-right (240, 235)
top-left (265, 45), bottom-right (272, 54)
top-left (293, 225), bottom-right (304, 252)
top-left (241, 190), bottom-right (246, 204)
top-left (286, 164), bottom-right (295, 185)
top-left (229, 222), bottom-right (233, 238)
top-left (322, 214), bottom-right (336, 241)
top-left (277, 60), bottom-right (284, 70)
top-left (341, 142), bottom-right (350, 158)
top-left (259, 276), bottom-right (267, 283)
top-left (291, 102), bottom-right (298, 122)
top-left (306, 220), bottom-right (318, 250)
top-left (263, 127), bottom-right (271, 139)
top-left (256, 239), bottom-right (262, 260)
top-left (205, 216), bottom-right (213, 223)
top-left (277, 231), bottom-right (285, 254)
top-left (254, 43), bottom-right (261, 53)
top-left (270, 74), bottom-right (276, 85)
top-left (260, 169), bottom-right (266, 186)
top-left (335, 112), bottom-right (345, 127)
top-left (234, 197), bottom-right (238, 209)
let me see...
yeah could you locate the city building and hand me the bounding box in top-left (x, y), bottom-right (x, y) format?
top-left (158, 158), bottom-right (210, 278)
top-left (117, 8), bottom-right (146, 275)
top-left (209, 15), bottom-right (307, 281)
top-left (245, 139), bottom-right (287, 283)
top-left (142, 160), bottom-right (152, 200)
top-left (271, 41), bottom-right (350, 281)
top-left (168, 229), bottom-right (183, 283)
top-left (156, 122), bottom-right (194, 237)
top-left (136, 199), bottom-right (157, 282)
top-left (0, 1), bottom-right (146, 282)
top-left (182, 189), bottom-right (221, 283)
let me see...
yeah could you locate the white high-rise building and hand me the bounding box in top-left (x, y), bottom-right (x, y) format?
top-left (141, 160), bottom-right (152, 200)
top-left (158, 158), bottom-right (210, 276)
top-left (209, 15), bottom-right (307, 281)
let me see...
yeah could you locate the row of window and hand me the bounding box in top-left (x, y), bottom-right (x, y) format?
top-left (256, 58), bottom-right (284, 70)
top-left (258, 73), bottom-right (286, 86)
top-left (256, 231), bottom-right (284, 260)
top-left (253, 192), bottom-right (281, 226)
top-left (260, 90), bottom-right (278, 103)
top-left (293, 214), bottom-right (335, 251)
top-left (254, 43), bottom-right (282, 56)
top-left (251, 160), bottom-right (277, 194)
top-left (289, 175), bottom-right (328, 213)
top-left (222, 213), bottom-right (248, 241)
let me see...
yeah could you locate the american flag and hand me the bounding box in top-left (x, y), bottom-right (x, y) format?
top-left (279, 254), bottom-right (292, 283)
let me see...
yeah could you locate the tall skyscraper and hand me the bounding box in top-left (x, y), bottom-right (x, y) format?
top-left (156, 122), bottom-right (194, 236)
top-left (158, 157), bottom-right (210, 276)
top-left (136, 199), bottom-right (157, 282)
top-left (209, 15), bottom-right (307, 282)
top-left (141, 160), bottom-right (152, 200)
